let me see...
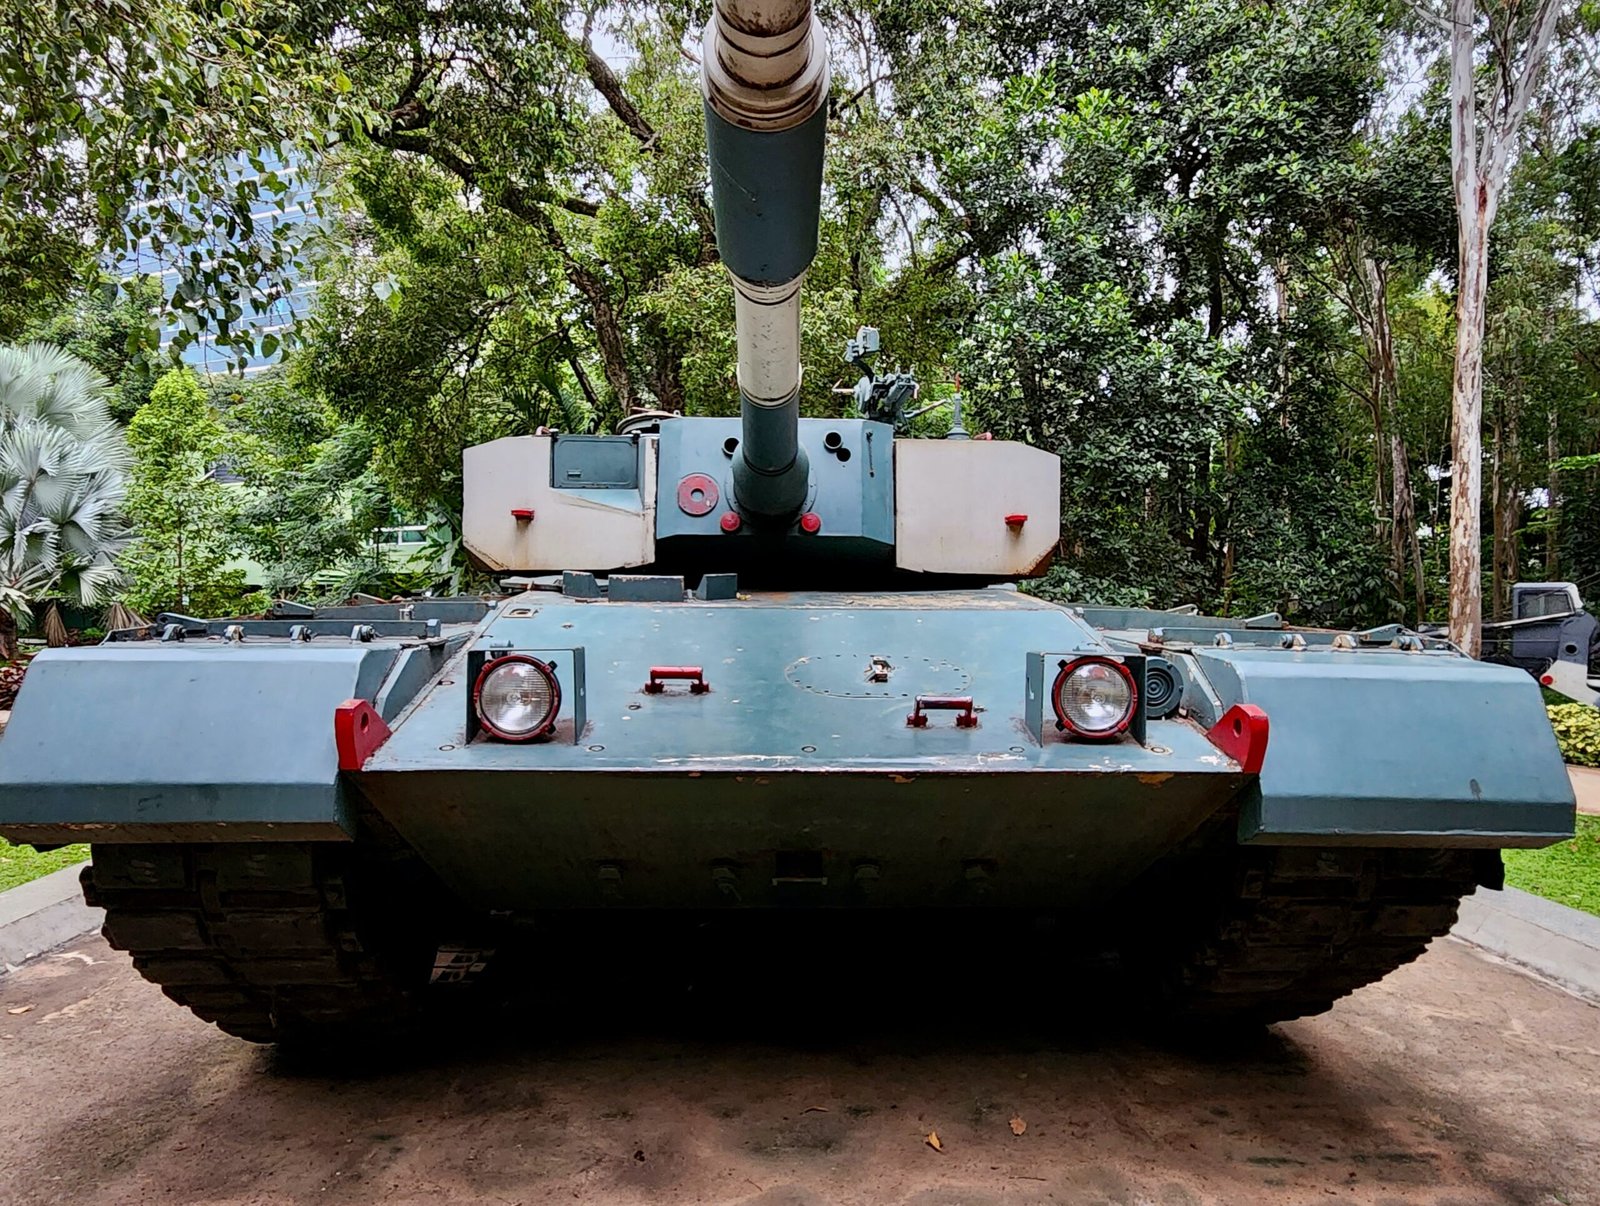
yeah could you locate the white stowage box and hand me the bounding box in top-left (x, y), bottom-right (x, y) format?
top-left (463, 436), bottom-right (656, 573)
top-left (893, 439), bottom-right (1061, 577)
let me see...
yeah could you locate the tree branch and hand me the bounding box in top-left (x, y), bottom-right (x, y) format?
top-left (579, 38), bottom-right (657, 147)
top-left (573, 32), bottom-right (718, 258)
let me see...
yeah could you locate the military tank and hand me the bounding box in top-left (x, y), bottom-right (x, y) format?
top-left (0, 0), bottom-right (1576, 1044)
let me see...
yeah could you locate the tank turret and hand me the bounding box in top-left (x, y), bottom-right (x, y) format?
top-left (459, 0), bottom-right (1061, 581)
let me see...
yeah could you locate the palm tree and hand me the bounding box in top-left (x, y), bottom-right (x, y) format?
top-left (0, 343), bottom-right (130, 659)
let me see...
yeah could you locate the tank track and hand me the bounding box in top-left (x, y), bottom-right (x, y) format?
top-left (1145, 845), bottom-right (1499, 1025)
top-left (82, 843), bottom-right (430, 1045)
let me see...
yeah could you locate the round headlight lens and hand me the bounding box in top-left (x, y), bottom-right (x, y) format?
top-left (1053, 657), bottom-right (1137, 738)
top-left (475, 655), bottom-right (560, 740)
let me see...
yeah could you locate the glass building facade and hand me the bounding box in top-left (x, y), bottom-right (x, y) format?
top-left (110, 151), bottom-right (319, 377)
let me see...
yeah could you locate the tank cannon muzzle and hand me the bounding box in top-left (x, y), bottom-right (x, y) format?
top-left (702, 0), bottom-right (829, 518)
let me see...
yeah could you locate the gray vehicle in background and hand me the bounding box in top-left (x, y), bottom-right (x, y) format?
top-left (1481, 582), bottom-right (1600, 706)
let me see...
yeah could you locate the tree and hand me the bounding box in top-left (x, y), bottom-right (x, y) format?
top-left (0, 344), bottom-right (130, 659)
top-left (122, 369), bottom-right (253, 616)
top-left (1442, 0), bottom-right (1565, 654)
top-left (23, 276), bottom-right (163, 422)
top-left (0, 0), bottom-right (353, 358)
top-left (220, 369), bottom-right (398, 598)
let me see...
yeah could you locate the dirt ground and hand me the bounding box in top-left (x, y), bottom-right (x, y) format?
top-left (0, 932), bottom-right (1595, 1206)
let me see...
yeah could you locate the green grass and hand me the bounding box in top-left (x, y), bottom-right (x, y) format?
top-left (0, 837), bottom-right (90, 893)
top-left (1503, 815), bottom-right (1600, 918)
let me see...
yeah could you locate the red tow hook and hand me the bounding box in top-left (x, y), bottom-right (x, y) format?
top-left (1205, 704), bottom-right (1269, 774)
top-left (334, 699), bottom-right (392, 771)
top-left (645, 666), bottom-right (709, 694)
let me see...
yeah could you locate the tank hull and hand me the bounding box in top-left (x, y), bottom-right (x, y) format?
top-left (0, 587), bottom-right (1575, 1042)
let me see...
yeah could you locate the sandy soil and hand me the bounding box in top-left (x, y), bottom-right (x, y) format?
top-left (0, 932), bottom-right (1595, 1206)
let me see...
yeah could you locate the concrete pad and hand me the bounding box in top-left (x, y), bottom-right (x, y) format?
top-left (1454, 884), bottom-right (1600, 1004)
top-left (1570, 764), bottom-right (1600, 816)
top-left (0, 861), bottom-right (101, 973)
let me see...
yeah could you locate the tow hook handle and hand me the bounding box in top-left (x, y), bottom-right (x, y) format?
top-left (907, 695), bottom-right (978, 728)
top-left (645, 665), bottom-right (709, 694)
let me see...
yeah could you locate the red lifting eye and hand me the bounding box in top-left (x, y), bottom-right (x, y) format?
top-left (511, 508), bottom-right (535, 522)
top-left (1005, 514), bottom-right (1027, 529)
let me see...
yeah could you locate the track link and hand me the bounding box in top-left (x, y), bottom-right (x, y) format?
top-left (1150, 846), bottom-right (1499, 1024)
top-left (83, 844), bottom-right (426, 1044)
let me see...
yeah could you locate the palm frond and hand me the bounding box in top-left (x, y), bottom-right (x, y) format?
top-left (0, 344), bottom-right (129, 617)
top-left (103, 601), bottom-right (148, 631)
top-left (41, 601), bottom-right (68, 647)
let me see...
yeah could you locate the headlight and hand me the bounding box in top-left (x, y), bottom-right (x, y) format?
top-left (473, 654), bottom-right (561, 740)
top-left (1051, 656), bottom-right (1138, 739)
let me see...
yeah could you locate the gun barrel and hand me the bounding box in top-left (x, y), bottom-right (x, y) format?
top-left (702, 0), bottom-right (829, 517)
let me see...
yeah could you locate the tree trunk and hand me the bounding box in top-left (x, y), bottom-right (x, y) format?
top-left (1445, 0), bottom-right (1562, 654)
top-left (1546, 397), bottom-right (1560, 578)
top-left (0, 607), bottom-right (16, 663)
top-left (1495, 399), bottom-right (1521, 618)
top-left (1490, 402), bottom-right (1506, 621)
top-left (1391, 434), bottom-right (1425, 622)
top-left (1448, 202), bottom-right (1490, 655)
top-left (1356, 250), bottom-right (1423, 618)
top-left (565, 346), bottom-right (602, 422)
top-left (1194, 219), bottom-right (1224, 579)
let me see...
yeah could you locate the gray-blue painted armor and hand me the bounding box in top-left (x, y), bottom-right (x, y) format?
top-left (655, 417), bottom-right (894, 551)
top-left (0, 644), bottom-right (399, 843)
top-left (704, 106), bottom-right (825, 286)
top-left (1191, 648), bottom-right (1574, 845)
top-left (0, 589), bottom-right (1575, 901)
top-left (704, 104), bottom-right (827, 518)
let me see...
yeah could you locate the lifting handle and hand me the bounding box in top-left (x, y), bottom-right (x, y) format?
top-left (645, 665), bottom-right (709, 694)
top-left (907, 695), bottom-right (977, 728)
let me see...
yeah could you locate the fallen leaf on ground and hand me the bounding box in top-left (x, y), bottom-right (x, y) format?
top-left (1009, 1115), bottom-right (1027, 1136)
top-left (926, 1131), bottom-right (943, 1152)
top-left (7, 1005), bottom-right (32, 1015)
top-left (802, 1106), bottom-right (830, 1114)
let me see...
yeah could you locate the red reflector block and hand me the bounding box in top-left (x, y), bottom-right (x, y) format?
top-left (1206, 704), bottom-right (1269, 775)
top-left (510, 508), bottom-right (535, 522)
top-left (1005, 513), bottom-right (1027, 529)
top-left (334, 699), bottom-right (392, 772)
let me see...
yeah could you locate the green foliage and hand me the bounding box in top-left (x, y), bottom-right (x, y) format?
top-left (22, 278), bottom-right (163, 422)
top-left (122, 369), bottom-right (254, 616)
top-left (0, 837), bottom-right (90, 893)
top-left (0, 0), bottom-right (362, 359)
top-left (9, 0), bottom-right (1600, 629)
top-left (1549, 703), bottom-right (1600, 768)
top-left (1503, 815), bottom-right (1600, 918)
top-left (0, 344), bottom-right (130, 651)
top-left (219, 369), bottom-right (398, 598)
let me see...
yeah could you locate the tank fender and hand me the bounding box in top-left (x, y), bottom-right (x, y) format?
top-left (0, 644), bottom-right (403, 845)
top-left (1193, 648), bottom-right (1574, 848)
